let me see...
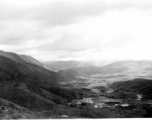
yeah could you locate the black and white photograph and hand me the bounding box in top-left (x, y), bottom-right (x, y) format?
top-left (0, 0), bottom-right (152, 119)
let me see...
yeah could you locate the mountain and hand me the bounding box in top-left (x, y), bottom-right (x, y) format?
top-left (110, 78), bottom-right (152, 99)
top-left (19, 54), bottom-right (43, 67)
top-left (42, 61), bottom-right (91, 71)
top-left (55, 60), bottom-right (152, 88)
top-left (92, 60), bottom-right (152, 82)
top-left (98, 60), bottom-right (152, 74)
top-left (58, 69), bottom-right (81, 81)
top-left (0, 51), bottom-right (80, 114)
top-left (0, 51), bottom-right (120, 119)
top-left (42, 60), bottom-right (114, 71)
top-left (68, 60), bottom-right (152, 76)
top-left (1, 51), bottom-right (152, 118)
top-left (0, 50), bottom-right (43, 67)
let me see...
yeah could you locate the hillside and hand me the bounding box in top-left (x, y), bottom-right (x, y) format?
top-left (0, 51), bottom-right (124, 119)
top-left (58, 69), bottom-right (81, 81)
top-left (0, 50), bottom-right (43, 67)
top-left (110, 78), bottom-right (152, 99)
top-left (99, 60), bottom-right (152, 74)
top-left (1, 51), bottom-right (152, 118)
top-left (0, 51), bottom-right (81, 112)
top-left (19, 55), bottom-right (43, 67)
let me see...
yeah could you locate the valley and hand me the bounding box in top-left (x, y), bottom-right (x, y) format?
top-left (45, 60), bottom-right (152, 118)
top-left (1, 0), bottom-right (152, 119)
top-left (1, 51), bottom-right (152, 118)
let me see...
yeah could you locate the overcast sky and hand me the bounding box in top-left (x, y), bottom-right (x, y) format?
top-left (1, 0), bottom-right (152, 61)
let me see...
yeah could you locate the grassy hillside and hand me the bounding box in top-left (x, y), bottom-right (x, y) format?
top-left (110, 78), bottom-right (152, 99)
top-left (0, 55), bottom-right (79, 111)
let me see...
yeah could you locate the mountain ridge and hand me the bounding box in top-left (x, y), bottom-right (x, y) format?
top-left (0, 51), bottom-right (80, 112)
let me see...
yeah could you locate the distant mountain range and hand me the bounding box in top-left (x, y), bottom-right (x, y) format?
top-left (43, 60), bottom-right (152, 86)
top-left (58, 60), bottom-right (152, 75)
top-left (42, 60), bottom-right (115, 71)
top-left (43, 60), bottom-right (152, 75)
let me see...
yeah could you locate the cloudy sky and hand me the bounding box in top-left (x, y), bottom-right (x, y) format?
top-left (0, 0), bottom-right (152, 61)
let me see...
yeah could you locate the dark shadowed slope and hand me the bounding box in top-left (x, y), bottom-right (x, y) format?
top-left (110, 78), bottom-right (152, 99)
top-left (0, 52), bottom-right (79, 111)
top-left (58, 69), bottom-right (82, 81)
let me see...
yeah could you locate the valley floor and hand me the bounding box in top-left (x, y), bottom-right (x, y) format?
top-left (1, 88), bottom-right (152, 119)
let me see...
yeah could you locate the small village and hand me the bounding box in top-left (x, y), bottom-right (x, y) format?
top-left (65, 88), bottom-right (144, 109)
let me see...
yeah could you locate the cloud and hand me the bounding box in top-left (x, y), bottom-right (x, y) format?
top-left (0, 0), bottom-right (105, 25)
top-left (34, 7), bottom-right (152, 61)
top-left (1, 0), bottom-right (152, 61)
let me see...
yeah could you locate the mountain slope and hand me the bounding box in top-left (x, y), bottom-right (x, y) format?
top-left (0, 50), bottom-right (25, 63)
top-left (110, 78), bottom-right (152, 99)
top-left (99, 60), bottom-right (152, 74)
top-left (0, 50), bottom-right (43, 67)
top-left (19, 55), bottom-right (43, 67)
top-left (0, 52), bottom-right (79, 111)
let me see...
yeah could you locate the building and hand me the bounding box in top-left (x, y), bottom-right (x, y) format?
top-left (121, 103), bottom-right (129, 107)
top-left (137, 94), bottom-right (142, 100)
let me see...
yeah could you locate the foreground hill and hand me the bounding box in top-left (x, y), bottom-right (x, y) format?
top-left (0, 51), bottom-right (81, 112)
